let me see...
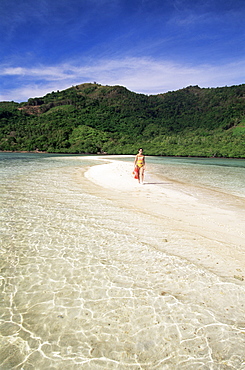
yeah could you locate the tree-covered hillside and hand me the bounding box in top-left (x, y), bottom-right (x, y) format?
top-left (0, 83), bottom-right (244, 157)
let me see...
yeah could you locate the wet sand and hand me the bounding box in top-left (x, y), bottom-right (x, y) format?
top-left (1, 154), bottom-right (245, 369)
top-left (84, 155), bottom-right (245, 281)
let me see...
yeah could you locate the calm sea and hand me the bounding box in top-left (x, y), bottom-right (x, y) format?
top-left (1, 152), bottom-right (245, 369)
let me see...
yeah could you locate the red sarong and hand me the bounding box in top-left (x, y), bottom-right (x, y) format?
top-left (133, 167), bottom-right (139, 179)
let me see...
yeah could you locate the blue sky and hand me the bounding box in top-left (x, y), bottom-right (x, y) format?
top-left (1, 0), bottom-right (244, 102)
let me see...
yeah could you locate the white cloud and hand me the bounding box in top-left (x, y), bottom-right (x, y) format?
top-left (99, 58), bottom-right (245, 94)
top-left (0, 57), bottom-right (244, 101)
top-left (0, 83), bottom-right (68, 103)
top-left (3, 65), bottom-right (71, 80)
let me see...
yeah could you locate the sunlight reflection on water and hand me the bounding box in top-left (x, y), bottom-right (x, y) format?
top-left (1, 154), bottom-right (245, 369)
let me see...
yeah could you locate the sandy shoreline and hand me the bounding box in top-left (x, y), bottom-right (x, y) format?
top-left (83, 155), bottom-right (245, 282)
top-left (2, 154), bottom-right (245, 368)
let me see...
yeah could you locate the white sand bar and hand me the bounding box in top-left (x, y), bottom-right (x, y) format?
top-left (84, 155), bottom-right (245, 280)
top-left (2, 154), bottom-right (245, 368)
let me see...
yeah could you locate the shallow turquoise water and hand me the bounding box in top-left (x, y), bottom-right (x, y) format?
top-left (1, 153), bottom-right (245, 369)
top-left (123, 155), bottom-right (245, 198)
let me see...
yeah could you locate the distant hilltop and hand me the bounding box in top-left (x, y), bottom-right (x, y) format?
top-left (0, 83), bottom-right (245, 157)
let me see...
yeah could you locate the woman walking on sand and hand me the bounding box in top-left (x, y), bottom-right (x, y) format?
top-left (134, 148), bottom-right (145, 184)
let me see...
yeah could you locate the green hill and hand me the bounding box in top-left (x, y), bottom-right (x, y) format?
top-left (0, 83), bottom-right (244, 157)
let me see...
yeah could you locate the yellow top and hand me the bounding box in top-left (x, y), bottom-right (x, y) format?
top-left (136, 155), bottom-right (144, 168)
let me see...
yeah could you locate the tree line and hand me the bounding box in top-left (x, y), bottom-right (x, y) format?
top-left (0, 83), bottom-right (244, 157)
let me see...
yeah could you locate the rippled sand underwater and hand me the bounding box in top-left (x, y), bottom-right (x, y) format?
top-left (1, 157), bottom-right (245, 369)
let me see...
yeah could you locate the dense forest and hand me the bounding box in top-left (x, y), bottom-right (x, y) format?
top-left (0, 82), bottom-right (244, 157)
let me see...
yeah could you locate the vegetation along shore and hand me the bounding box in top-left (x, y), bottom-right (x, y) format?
top-left (0, 83), bottom-right (244, 157)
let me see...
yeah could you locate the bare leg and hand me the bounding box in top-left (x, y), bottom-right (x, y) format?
top-left (137, 167), bottom-right (140, 183)
top-left (139, 167), bottom-right (144, 184)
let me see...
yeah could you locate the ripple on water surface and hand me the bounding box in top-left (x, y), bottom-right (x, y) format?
top-left (1, 160), bottom-right (245, 369)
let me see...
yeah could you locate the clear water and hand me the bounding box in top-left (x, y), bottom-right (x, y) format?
top-left (1, 153), bottom-right (245, 369)
top-left (121, 156), bottom-right (245, 199)
top-left (148, 156), bottom-right (245, 199)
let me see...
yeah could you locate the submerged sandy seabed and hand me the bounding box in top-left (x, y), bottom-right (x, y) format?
top-left (2, 154), bottom-right (245, 369)
top-left (83, 155), bottom-right (245, 281)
